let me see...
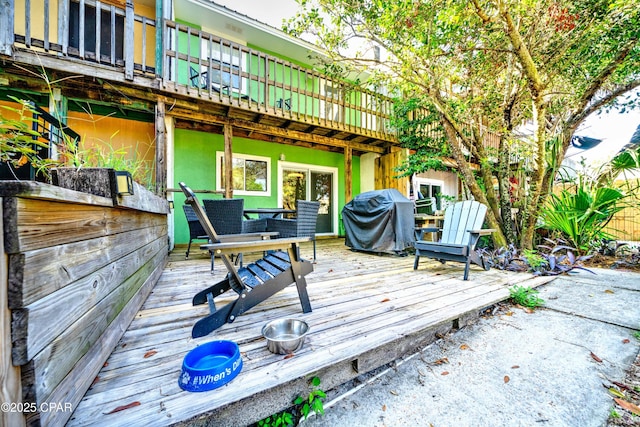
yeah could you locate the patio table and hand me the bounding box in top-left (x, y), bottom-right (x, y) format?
top-left (243, 208), bottom-right (296, 219)
top-left (414, 214), bottom-right (444, 241)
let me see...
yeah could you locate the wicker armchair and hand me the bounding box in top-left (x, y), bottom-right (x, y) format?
top-left (267, 200), bottom-right (320, 260)
top-left (183, 204), bottom-right (208, 258)
top-left (203, 199), bottom-right (244, 234)
top-left (203, 199), bottom-right (244, 271)
top-left (242, 217), bottom-right (267, 233)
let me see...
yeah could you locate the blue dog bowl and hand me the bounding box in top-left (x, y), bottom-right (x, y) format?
top-left (178, 340), bottom-right (243, 392)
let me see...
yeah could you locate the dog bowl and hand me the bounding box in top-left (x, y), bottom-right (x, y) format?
top-left (178, 340), bottom-right (242, 392)
top-left (262, 318), bottom-right (309, 354)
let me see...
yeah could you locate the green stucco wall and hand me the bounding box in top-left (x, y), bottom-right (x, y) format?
top-left (173, 128), bottom-right (360, 244)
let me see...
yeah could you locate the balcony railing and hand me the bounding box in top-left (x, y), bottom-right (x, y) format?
top-left (7, 0), bottom-right (156, 78)
top-left (3, 1), bottom-right (500, 151)
top-left (162, 20), bottom-right (394, 139)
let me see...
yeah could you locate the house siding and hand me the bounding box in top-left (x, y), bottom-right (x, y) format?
top-left (173, 128), bottom-right (360, 244)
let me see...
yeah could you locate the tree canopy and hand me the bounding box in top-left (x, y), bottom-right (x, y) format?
top-left (286, 0), bottom-right (640, 249)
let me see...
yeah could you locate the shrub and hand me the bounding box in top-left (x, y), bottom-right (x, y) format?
top-left (509, 285), bottom-right (545, 309)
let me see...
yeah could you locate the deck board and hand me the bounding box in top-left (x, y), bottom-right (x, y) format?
top-left (67, 239), bottom-right (553, 426)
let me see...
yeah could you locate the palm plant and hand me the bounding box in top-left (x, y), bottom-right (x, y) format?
top-left (540, 184), bottom-right (626, 253)
top-left (539, 148), bottom-right (640, 254)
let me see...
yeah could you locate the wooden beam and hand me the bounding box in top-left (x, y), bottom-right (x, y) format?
top-left (224, 123), bottom-right (233, 199)
top-left (174, 119), bottom-right (347, 154)
top-left (155, 100), bottom-right (167, 196)
top-left (345, 146), bottom-right (352, 203)
top-left (169, 107), bottom-right (385, 154)
top-left (11, 51), bottom-right (160, 90)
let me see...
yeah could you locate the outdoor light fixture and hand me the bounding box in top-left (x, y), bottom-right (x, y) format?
top-left (115, 171), bottom-right (134, 196)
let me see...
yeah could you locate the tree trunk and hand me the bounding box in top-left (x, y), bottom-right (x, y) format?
top-left (442, 121), bottom-right (508, 248)
top-left (497, 135), bottom-right (518, 245)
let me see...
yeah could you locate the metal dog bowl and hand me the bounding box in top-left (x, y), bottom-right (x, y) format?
top-left (178, 340), bottom-right (242, 392)
top-left (262, 318), bottom-right (309, 354)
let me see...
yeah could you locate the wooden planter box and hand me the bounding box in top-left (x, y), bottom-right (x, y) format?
top-left (0, 180), bottom-right (169, 427)
top-left (51, 168), bottom-right (118, 200)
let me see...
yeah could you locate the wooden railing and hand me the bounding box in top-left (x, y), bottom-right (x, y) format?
top-left (162, 20), bottom-right (394, 138)
top-left (3, 1), bottom-right (501, 149)
top-left (0, 180), bottom-right (169, 427)
top-left (8, 0), bottom-right (156, 78)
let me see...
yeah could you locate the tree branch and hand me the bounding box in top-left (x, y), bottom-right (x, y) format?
top-left (575, 38), bottom-right (639, 119)
top-left (497, 1), bottom-right (545, 97)
top-left (571, 79), bottom-right (640, 128)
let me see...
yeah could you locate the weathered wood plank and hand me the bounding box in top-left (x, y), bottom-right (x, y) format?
top-left (0, 0), bottom-right (14, 56)
top-left (20, 245), bottom-right (167, 411)
top-left (116, 182), bottom-right (169, 213)
top-left (9, 224), bottom-right (167, 308)
top-left (0, 180), bottom-right (113, 205)
top-left (39, 256), bottom-right (166, 427)
top-left (12, 236), bottom-right (168, 365)
top-left (66, 241), bottom-right (554, 427)
top-left (6, 197), bottom-right (165, 253)
top-left (68, 283), bottom-right (515, 426)
top-left (88, 275), bottom-right (488, 386)
top-left (0, 200), bottom-right (25, 427)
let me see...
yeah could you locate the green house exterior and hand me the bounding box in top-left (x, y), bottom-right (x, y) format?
top-left (0, 0), bottom-right (403, 247)
top-left (173, 128), bottom-right (361, 243)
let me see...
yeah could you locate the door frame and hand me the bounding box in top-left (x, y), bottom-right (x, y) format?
top-left (277, 161), bottom-right (339, 236)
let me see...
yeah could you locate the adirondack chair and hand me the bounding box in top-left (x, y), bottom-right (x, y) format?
top-left (413, 200), bottom-right (495, 280)
top-left (180, 182), bottom-right (314, 338)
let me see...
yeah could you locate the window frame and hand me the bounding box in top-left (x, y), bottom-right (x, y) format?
top-left (68, 0), bottom-right (125, 61)
top-left (215, 152), bottom-right (271, 196)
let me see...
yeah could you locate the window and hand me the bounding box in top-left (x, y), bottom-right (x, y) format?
top-left (200, 40), bottom-right (244, 92)
top-left (414, 178), bottom-right (444, 212)
top-left (216, 152), bottom-right (270, 196)
top-left (69, 0), bottom-right (124, 61)
top-left (320, 81), bottom-right (342, 122)
top-left (210, 59), bottom-right (241, 91)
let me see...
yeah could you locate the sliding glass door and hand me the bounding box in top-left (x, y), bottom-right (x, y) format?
top-left (279, 162), bottom-right (338, 234)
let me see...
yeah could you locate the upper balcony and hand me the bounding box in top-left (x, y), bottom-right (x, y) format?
top-left (0, 0), bottom-right (499, 156)
top-left (1, 0), bottom-right (403, 154)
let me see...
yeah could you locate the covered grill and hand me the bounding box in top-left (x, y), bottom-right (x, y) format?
top-left (342, 189), bottom-right (415, 255)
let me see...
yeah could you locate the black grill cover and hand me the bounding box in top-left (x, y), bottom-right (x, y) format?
top-left (342, 189), bottom-right (415, 254)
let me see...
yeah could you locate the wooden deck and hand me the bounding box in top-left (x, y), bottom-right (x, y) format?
top-left (66, 239), bottom-right (552, 427)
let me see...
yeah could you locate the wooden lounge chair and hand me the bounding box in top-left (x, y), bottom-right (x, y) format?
top-left (180, 182), bottom-right (314, 338)
top-left (413, 200), bottom-right (495, 280)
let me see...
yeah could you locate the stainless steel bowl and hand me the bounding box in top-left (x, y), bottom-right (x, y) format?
top-left (261, 318), bottom-right (309, 354)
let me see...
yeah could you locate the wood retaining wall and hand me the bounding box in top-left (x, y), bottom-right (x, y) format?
top-left (0, 180), bottom-right (169, 427)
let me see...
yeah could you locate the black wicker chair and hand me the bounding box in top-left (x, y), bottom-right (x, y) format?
top-left (242, 216), bottom-right (268, 233)
top-left (203, 199), bottom-right (245, 271)
top-left (203, 199), bottom-right (244, 234)
top-left (183, 204), bottom-right (208, 258)
top-left (267, 200), bottom-right (320, 260)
